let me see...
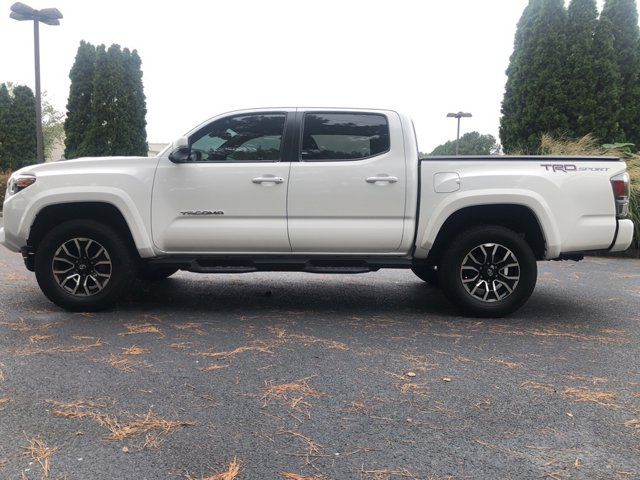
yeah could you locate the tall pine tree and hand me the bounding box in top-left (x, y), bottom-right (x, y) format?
top-left (3, 86), bottom-right (37, 170)
top-left (566, 0), bottom-right (599, 138)
top-left (500, 0), bottom-right (569, 153)
top-left (601, 0), bottom-right (640, 147)
top-left (64, 41), bottom-right (96, 159)
top-left (64, 41), bottom-right (148, 158)
top-left (124, 49), bottom-right (148, 156)
top-left (592, 15), bottom-right (623, 142)
top-left (82, 44), bottom-right (121, 156)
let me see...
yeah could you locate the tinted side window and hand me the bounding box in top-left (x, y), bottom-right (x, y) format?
top-left (189, 113), bottom-right (286, 162)
top-left (301, 113), bottom-right (390, 161)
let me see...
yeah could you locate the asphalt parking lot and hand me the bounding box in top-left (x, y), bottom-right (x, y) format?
top-left (0, 244), bottom-right (639, 480)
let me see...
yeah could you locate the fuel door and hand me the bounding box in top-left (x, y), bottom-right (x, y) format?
top-left (434, 172), bottom-right (461, 193)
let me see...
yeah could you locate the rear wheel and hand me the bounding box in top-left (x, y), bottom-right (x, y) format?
top-left (438, 225), bottom-right (537, 317)
top-left (35, 220), bottom-right (137, 312)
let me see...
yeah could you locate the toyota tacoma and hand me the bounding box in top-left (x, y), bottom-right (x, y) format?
top-left (0, 108), bottom-right (634, 316)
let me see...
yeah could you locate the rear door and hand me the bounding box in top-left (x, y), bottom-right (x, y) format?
top-left (287, 110), bottom-right (407, 253)
top-left (151, 111), bottom-right (293, 254)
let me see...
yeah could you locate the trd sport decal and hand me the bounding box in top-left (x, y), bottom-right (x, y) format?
top-left (541, 164), bottom-right (610, 173)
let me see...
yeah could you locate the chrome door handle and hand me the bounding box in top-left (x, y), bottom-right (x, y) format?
top-left (252, 176), bottom-right (284, 184)
top-left (366, 176), bottom-right (398, 184)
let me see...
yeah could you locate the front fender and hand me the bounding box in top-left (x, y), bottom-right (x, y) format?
top-left (16, 187), bottom-right (155, 258)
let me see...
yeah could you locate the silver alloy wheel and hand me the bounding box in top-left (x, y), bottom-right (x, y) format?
top-left (460, 243), bottom-right (520, 303)
top-left (51, 237), bottom-right (112, 296)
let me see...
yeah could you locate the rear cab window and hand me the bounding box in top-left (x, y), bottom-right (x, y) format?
top-left (300, 112), bottom-right (390, 161)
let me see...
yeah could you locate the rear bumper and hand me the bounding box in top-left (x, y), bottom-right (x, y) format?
top-left (610, 219), bottom-right (634, 252)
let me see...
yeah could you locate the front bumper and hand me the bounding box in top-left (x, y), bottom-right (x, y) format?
top-left (610, 219), bottom-right (635, 252)
top-left (0, 226), bottom-right (21, 252)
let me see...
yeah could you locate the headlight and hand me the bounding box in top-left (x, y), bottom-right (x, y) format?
top-left (8, 174), bottom-right (36, 197)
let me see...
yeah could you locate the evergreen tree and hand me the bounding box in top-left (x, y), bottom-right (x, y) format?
top-left (601, 0), bottom-right (640, 146)
top-left (592, 15), bottom-right (624, 142)
top-left (120, 48), bottom-right (148, 156)
top-left (0, 84), bottom-right (11, 171)
top-left (64, 41), bottom-right (96, 159)
top-left (82, 44), bottom-right (120, 156)
top-left (79, 43), bottom-right (148, 157)
top-left (6, 86), bottom-right (37, 170)
top-left (566, 0), bottom-right (599, 137)
top-left (500, 0), bottom-right (569, 153)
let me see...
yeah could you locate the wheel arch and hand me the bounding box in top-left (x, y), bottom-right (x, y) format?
top-left (424, 204), bottom-right (547, 266)
top-left (28, 202), bottom-right (141, 260)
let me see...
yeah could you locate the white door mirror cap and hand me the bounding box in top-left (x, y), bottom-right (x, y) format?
top-left (173, 136), bottom-right (189, 148)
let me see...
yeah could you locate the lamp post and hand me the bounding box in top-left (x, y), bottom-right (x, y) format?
top-left (446, 111), bottom-right (472, 156)
top-left (9, 2), bottom-right (63, 163)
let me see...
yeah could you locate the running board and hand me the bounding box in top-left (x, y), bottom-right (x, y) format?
top-left (149, 255), bottom-right (413, 274)
top-left (189, 264), bottom-right (258, 274)
top-left (305, 266), bottom-right (371, 274)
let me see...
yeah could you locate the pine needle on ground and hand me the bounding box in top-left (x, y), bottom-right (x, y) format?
top-left (186, 457), bottom-right (240, 480)
top-left (121, 346), bottom-right (149, 355)
top-left (279, 472), bottom-right (324, 480)
top-left (198, 343), bottom-right (273, 359)
top-left (118, 323), bottom-right (163, 336)
top-left (563, 387), bottom-right (619, 408)
top-left (48, 401), bottom-right (193, 445)
top-left (21, 437), bottom-right (57, 478)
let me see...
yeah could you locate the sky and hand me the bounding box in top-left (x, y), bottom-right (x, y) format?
top-left (0, 0), bottom-right (613, 153)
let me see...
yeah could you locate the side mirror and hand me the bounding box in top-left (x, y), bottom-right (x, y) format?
top-left (168, 136), bottom-right (191, 163)
top-left (169, 146), bottom-right (192, 163)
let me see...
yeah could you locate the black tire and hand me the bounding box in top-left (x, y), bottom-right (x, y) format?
top-left (411, 265), bottom-right (440, 287)
top-left (138, 265), bottom-right (179, 282)
top-left (438, 225), bottom-right (537, 318)
top-left (35, 220), bottom-right (137, 312)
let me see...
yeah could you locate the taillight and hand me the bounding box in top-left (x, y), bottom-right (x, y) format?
top-left (611, 172), bottom-right (630, 218)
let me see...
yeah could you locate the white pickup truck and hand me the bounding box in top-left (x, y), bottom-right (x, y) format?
top-left (0, 108), bottom-right (634, 316)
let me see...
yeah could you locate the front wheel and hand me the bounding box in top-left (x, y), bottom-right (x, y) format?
top-left (35, 220), bottom-right (137, 312)
top-left (438, 225), bottom-right (537, 317)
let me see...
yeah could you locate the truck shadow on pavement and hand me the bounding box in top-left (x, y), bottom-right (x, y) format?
top-left (113, 271), bottom-right (599, 328)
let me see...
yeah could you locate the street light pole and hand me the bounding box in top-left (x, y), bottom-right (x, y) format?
top-left (33, 18), bottom-right (43, 163)
top-left (446, 111), bottom-right (472, 156)
top-left (10, 2), bottom-right (63, 164)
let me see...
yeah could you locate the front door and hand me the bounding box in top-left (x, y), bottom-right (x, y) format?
top-left (152, 112), bottom-right (292, 254)
top-left (287, 110), bottom-right (407, 254)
